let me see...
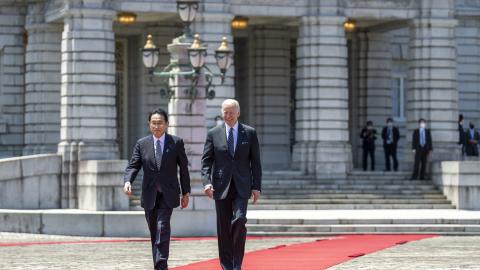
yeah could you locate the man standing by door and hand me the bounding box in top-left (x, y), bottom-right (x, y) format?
top-left (411, 118), bottom-right (433, 180)
top-left (360, 120), bottom-right (377, 171)
top-left (201, 99), bottom-right (262, 270)
top-left (123, 108), bottom-right (191, 270)
top-left (382, 118), bottom-right (400, 171)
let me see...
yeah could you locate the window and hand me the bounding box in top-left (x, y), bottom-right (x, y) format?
top-left (392, 76), bottom-right (406, 119)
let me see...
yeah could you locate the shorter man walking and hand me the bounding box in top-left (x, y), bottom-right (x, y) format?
top-left (360, 121), bottom-right (377, 171)
top-left (381, 118), bottom-right (400, 171)
top-left (465, 121), bottom-right (479, 157)
top-left (411, 118), bottom-right (433, 180)
top-left (123, 108), bottom-right (191, 270)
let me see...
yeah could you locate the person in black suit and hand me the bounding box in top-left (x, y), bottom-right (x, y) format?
top-left (381, 118), bottom-right (400, 171)
top-left (465, 121), bottom-right (479, 157)
top-left (201, 99), bottom-right (262, 270)
top-left (123, 108), bottom-right (190, 270)
top-left (360, 120), bottom-right (377, 171)
top-left (411, 118), bottom-right (433, 180)
top-left (458, 114), bottom-right (466, 156)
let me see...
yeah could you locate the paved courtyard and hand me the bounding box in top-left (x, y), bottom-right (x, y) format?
top-left (1, 233), bottom-right (480, 269)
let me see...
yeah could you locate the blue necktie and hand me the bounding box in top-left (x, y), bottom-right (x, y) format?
top-left (420, 130), bottom-right (425, 147)
top-left (155, 140), bottom-right (162, 170)
top-left (227, 127), bottom-right (234, 157)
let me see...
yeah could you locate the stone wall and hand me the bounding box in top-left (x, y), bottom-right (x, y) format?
top-left (77, 160), bottom-right (129, 211)
top-left (433, 161), bottom-right (480, 210)
top-left (0, 154), bottom-right (62, 209)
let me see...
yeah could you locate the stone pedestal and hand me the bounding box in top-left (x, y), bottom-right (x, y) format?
top-left (77, 160), bottom-right (129, 211)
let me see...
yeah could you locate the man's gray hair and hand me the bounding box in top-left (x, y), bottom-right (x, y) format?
top-left (221, 99), bottom-right (240, 113)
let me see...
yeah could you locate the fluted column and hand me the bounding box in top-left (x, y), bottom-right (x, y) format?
top-left (293, 16), bottom-right (352, 178)
top-left (23, 2), bottom-right (61, 155)
top-left (407, 18), bottom-right (459, 166)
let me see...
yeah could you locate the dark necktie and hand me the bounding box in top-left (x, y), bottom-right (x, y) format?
top-left (227, 127), bottom-right (234, 157)
top-left (155, 139), bottom-right (162, 170)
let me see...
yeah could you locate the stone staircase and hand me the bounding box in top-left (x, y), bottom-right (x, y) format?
top-left (245, 170), bottom-right (472, 236)
top-left (250, 170), bottom-right (454, 210)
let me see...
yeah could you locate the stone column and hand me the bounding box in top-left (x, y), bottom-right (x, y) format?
top-left (456, 18), bottom-right (480, 128)
top-left (58, 8), bottom-right (118, 207)
top-left (252, 26), bottom-right (292, 169)
top-left (193, 11), bottom-right (235, 127)
top-left (23, 2), bottom-right (61, 155)
top-left (355, 31), bottom-right (368, 168)
top-left (293, 16), bottom-right (352, 178)
top-left (0, 2), bottom-right (25, 157)
top-left (367, 32), bottom-right (393, 170)
top-left (407, 18), bottom-right (459, 166)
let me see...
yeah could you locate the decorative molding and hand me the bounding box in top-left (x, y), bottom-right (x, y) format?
top-left (342, 0), bottom-right (417, 9)
top-left (231, 0), bottom-right (301, 5)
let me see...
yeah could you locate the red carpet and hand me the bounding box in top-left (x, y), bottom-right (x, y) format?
top-left (172, 234), bottom-right (437, 270)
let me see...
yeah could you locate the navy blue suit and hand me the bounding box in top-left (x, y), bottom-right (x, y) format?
top-left (124, 134), bottom-right (190, 270)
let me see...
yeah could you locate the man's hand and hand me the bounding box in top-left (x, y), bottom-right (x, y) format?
top-left (181, 194), bottom-right (189, 209)
top-left (123, 182), bottom-right (132, 196)
top-left (251, 190), bottom-right (261, 204)
top-left (204, 185), bottom-right (214, 199)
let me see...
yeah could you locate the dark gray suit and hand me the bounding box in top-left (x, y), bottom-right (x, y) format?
top-left (201, 123), bottom-right (262, 270)
top-left (124, 134), bottom-right (190, 270)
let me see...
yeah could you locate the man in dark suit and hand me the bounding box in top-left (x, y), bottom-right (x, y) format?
top-left (201, 99), bottom-right (262, 270)
top-left (411, 118), bottom-right (433, 180)
top-left (123, 108), bottom-right (190, 270)
top-left (360, 120), bottom-right (377, 171)
top-left (458, 114), bottom-right (466, 156)
top-left (381, 118), bottom-right (400, 171)
top-left (465, 121), bottom-right (479, 157)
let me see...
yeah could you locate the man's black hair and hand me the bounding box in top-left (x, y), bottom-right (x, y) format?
top-left (386, 117), bottom-right (393, 123)
top-left (148, 108), bottom-right (169, 123)
top-left (418, 118), bottom-right (426, 123)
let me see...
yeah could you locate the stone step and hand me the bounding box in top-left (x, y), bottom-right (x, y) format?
top-left (262, 194), bottom-right (447, 200)
top-left (246, 224), bottom-right (480, 235)
top-left (255, 189), bottom-right (443, 195)
top-left (249, 204), bottom-right (455, 210)
top-left (262, 184), bottom-right (438, 191)
top-left (256, 198), bottom-right (451, 205)
top-left (262, 179), bottom-right (433, 185)
top-left (248, 218), bottom-right (480, 225)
